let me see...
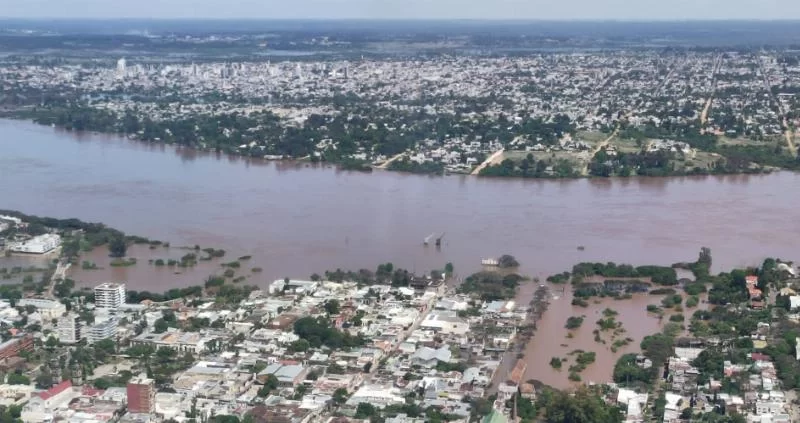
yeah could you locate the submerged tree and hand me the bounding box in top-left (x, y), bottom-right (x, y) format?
top-left (109, 235), bottom-right (127, 258)
top-left (497, 254), bottom-right (520, 268)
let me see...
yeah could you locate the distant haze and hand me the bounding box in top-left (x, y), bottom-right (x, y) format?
top-left (2, 0), bottom-right (799, 20)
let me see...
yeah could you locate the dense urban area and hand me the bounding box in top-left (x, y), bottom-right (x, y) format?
top-left (1, 195), bottom-right (800, 423)
top-left (2, 24), bottom-right (800, 178)
top-left (2, 20), bottom-right (800, 423)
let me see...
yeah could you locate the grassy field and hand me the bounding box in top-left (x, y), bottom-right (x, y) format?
top-left (576, 130), bottom-right (613, 144)
top-left (677, 151), bottom-right (722, 172)
top-left (717, 135), bottom-right (784, 146)
top-left (612, 138), bottom-right (643, 153)
top-left (504, 150), bottom-right (591, 164)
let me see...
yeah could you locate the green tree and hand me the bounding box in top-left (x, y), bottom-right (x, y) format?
top-left (257, 374), bottom-right (279, 397)
top-left (289, 339), bottom-right (310, 353)
top-left (354, 403), bottom-right (377, 419)
top-left (108, 235), bottom-right (127, 258)
top-left (93, 378), bottom-right (113, 389)
top-left (45, 336), bottom-right (59, 349)
top-left (693, 349), bottom-right (725, 383)
top-left (7, 373), bottom-right (30, 385)
top-left (153, 318), bottom-right (169, 334)
top-left (35, 372), bottom-right (53, 389)
top-left (332, 387), bottom-right (349, 405)
top-left (542, 388), bottom-right (623, 423)
top-left (94, 338), bottom-right (116, 361)
top-left (613, 354), bottom-right (654, 384)
top-left (292, 384), bottom-right (308, 400)
top-left (324, 299), bottom-right (341, 315)
top-left (640, 333), bottom-right (675, 369)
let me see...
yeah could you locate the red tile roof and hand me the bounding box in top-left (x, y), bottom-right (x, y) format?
top-left (37, 380), bottom-right (72, 400)
top-left (81, 386), bottom-right (104, 397)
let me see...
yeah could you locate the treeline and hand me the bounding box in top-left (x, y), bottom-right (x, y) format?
top-left (320, 262), bottom-right (447, 287)
top-left (619, 123), bottom-right (717, 151)
top-left (0, 209), bottom-right (127, 244)
top-left (0, 209), bottom-right (159, 259)
top-left (480, 156), bottom-right (578, 178)
top-left (588, 149), bottom-right (696, 177)
top-left (457, 271), bottom-right (525, 301)
top-left (574, 280), bottom-right (652, 299)
top-left (388, 158), bottom-right (445, 175)
top-left (714, 145), bottom-right (800, 171)
top-left (293, 316), bottom-right (365, 350)
top-left (571, 262), bottom-right (677, 286)
top-left (19, 100), bottom-right (577, 171)
top-left (126, 282), bottom-right (258, 305)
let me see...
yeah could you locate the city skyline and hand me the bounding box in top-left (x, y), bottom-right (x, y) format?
top-left (2, 0), bottom-right (799, 21)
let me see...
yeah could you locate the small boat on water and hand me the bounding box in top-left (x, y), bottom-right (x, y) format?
top-left (481, 258), bottom-right (499, 266)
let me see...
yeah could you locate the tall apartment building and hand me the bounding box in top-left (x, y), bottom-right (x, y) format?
top-left (127, 377), bottom-right (155, 414)
top-left (57, 314), bottom-right (82, 344)
top-left (94, 283), bottom-right (126, 310)
top-left (87, 319), bottom-right (118, 344)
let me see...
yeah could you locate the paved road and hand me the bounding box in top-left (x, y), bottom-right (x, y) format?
top-left (700, 54), bottom-right (724, 127)
top-left (756, 54), bottom-right (796, 156)
top-left (365, 292), bottom-right (437, 381)
top-left (46, 261), bottom-right (70, 298)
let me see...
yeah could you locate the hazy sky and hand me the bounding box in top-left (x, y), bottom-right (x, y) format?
top-left (1, 0), bottom-right (799, 20)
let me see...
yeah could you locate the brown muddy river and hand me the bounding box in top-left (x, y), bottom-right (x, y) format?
top-left (0, 119), bottom-right (795, 387)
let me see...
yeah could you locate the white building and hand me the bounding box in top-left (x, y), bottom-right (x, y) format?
top-left (268, 279), bottom-right (318, 295)
top-left (17, 299), bottom-right (66, 320)
top-left (0, 215), bottom-right (22, 226)
top-left (87, 319), bottom-right (118, 344)
top-left (346, 385), bottom-right (405, 408)
top-left (58, 313), bottom-right (82, 344)
top-left (418, 311), bottom-right (470, 335)
top-left (117, 57), bottom-right (127, 76)
top-left (9, 234), bottom-right (61, 254)
top-left (94, 283), bottom-right (126, 310)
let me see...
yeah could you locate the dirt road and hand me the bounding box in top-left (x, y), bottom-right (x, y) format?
top-left (471, 149), bottom-right (505, 175)
top-left (377, 152), bottom-right (407, 169)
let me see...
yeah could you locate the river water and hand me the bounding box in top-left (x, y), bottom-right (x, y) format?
top-left (1, 119), bottom-right (797, 386)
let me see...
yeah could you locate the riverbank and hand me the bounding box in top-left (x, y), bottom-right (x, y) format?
top-left (5, 115), bottom-right (799, 180)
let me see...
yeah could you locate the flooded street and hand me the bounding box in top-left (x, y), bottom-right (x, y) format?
top-left (0, 118), bottom-right (792, 386)
top-left (67, 244), bottom-right (263, 290)
top-left (514, 281), bottom-right (709, 388)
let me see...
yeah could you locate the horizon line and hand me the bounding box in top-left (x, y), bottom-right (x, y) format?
top-left (2, 17), bottom-right (800, 22)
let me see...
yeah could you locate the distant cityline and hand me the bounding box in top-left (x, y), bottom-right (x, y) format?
top-left (2, 18), bottom-right (800, 23)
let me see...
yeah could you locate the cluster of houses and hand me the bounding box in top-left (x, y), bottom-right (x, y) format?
top-left (0, 269), bottom-right (530, 423)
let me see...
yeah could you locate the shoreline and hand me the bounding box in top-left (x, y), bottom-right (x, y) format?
top-left (2, 116), bottom-right (789, 181)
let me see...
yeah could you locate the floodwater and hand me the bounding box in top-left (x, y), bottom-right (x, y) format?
top-left (69, 244), bottom-right (254, 291)
top-left (1, 118), bottom-right (798, 386)
top-left (513, 281), bottom-right (709, 388)
top-left (0, 253), bottom-right (54, 284)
